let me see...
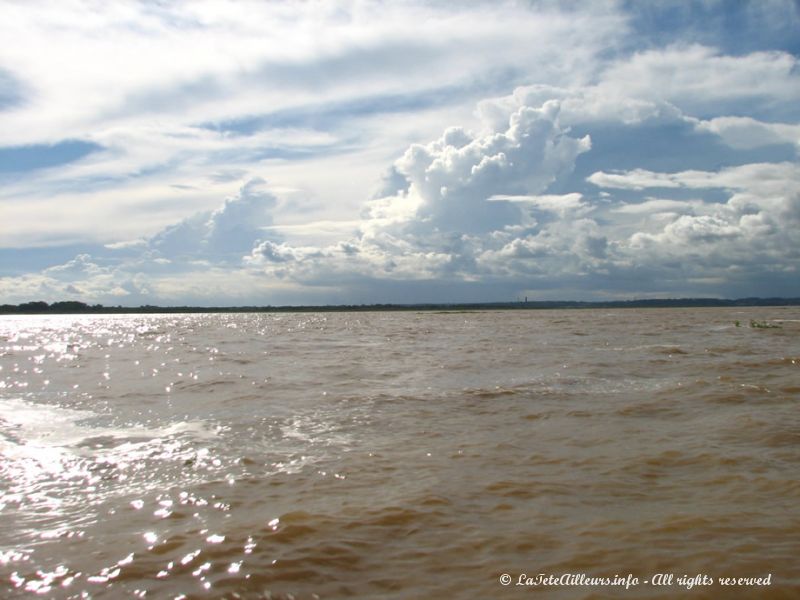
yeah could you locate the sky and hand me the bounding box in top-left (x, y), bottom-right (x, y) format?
top-left (1, 0), bottom-right (799, 306)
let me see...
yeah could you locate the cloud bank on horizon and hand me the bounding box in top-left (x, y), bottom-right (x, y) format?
top-left (1, 0), bottom-right (799, 305)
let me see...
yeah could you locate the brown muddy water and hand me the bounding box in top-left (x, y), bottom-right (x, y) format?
top-left (1, 308), bottom-right (799, 599)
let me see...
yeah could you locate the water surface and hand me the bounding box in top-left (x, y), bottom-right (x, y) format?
top-left (1, 308), bottom-right (798, 598)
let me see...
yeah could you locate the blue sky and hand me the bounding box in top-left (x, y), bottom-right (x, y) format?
top-left (1, 0), bottom-right (799, 305)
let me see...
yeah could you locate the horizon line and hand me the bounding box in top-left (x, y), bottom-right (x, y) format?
top-left (2, 297), bottom-right (799, 314)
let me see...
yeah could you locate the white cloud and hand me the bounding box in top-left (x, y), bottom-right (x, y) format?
top-left (488, 193), bottom-right (588, 217)
top-left (587, 169), bottom-right (685, 190)
top-left (694, 116), bottom-right (800, 150)
top-left (589, 162), bottom-right (800, 196)
top-left (42, 254), bottom-right (104, 279)
top-left (388, 101), bottom-right (591, 235)
top-left (0, 258), bottom-right (152, 304)
top-left (0, 1), bottom-right (625, 146)
top-left (593, 163), bottom-right (800, 288)
top-left (631, 214), bottom-right (741, 247)
top-left (2, 3), bottom-right (799, 303)
top-left (613, 198), bottom-right (698, 215)
top-left (0, 1), bottom-right (628, 252)
top-left (148, 178), bottom-right (278, 259)
top-left (237, 92), bottom-right (608, 288)
top-left (597, 44), bottom-right (800, 112)
top-left (480, 84), bottom-right (684, 128)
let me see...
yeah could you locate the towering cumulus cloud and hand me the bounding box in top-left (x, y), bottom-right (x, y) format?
top-left (245, 97), bottom-right (592, 290)
top-left (151, 178), bottom-right (278, 260)
top-left (393, 101), bottom-right (591, 234)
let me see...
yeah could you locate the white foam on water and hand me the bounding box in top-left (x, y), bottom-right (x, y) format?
top-left (0, 397), bottom-right (100, 449)
top-left (0, 396), bottom-right (220, 515)
top-left (0, 397), bottom-right (216, 452)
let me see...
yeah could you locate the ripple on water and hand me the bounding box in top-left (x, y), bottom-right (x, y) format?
top-left (2, 309), bottom-right (800, 598)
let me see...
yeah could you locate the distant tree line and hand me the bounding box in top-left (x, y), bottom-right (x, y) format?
top-left (1, 297), bottom-right (799, 315)
top-left (3, 301), bottom-right (106, 313)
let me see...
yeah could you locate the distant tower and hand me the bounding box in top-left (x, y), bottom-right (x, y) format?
top-left (525, 296), bottom-right (528, 303)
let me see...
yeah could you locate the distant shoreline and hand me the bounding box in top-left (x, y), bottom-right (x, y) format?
top-left (2, 298), bottom-right (799, 315)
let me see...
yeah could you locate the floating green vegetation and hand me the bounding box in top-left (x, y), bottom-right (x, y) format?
top-left (749, 319), bottom-right (782, 329)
